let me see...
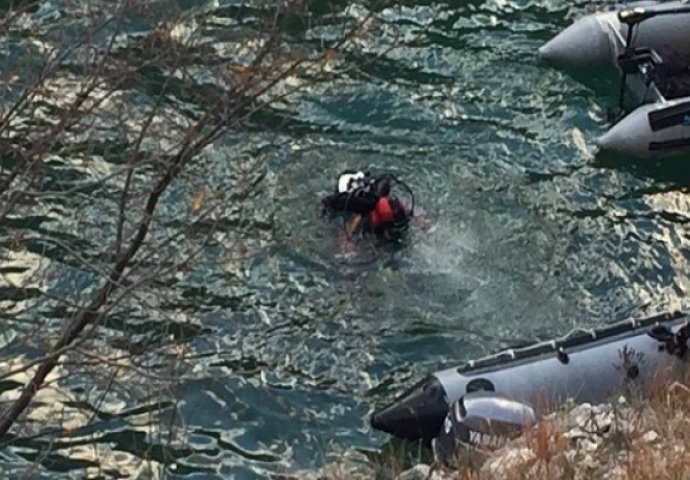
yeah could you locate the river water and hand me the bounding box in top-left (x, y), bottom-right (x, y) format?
top-left (3, 0), bottom-right (690, 478)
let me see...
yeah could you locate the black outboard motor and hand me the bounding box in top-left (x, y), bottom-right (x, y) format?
top-left (614, 4), bottom-right (690, 111)
top-left (432, 392), bottom-right (537, 465)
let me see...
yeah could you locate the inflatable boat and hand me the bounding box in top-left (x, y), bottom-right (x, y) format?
top-left (371, 311), bottom-right (690, 442)
top-left (539, 2), bottom-right (690, 157)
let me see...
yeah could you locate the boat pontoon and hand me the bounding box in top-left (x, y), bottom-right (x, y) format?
top-left (371, 311), bottom-right (690, 442)
top-left (540, 2), bottom-right (690, 157)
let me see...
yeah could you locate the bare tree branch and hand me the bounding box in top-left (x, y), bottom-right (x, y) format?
top-left (0, 1), bottom-right (397, 470)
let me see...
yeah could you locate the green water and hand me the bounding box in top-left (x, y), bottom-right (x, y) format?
top-left (2, 0), bottom-right (690, 478)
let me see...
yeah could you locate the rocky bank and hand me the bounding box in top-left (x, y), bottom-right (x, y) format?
top-left (400, 392), bottom-right (690, 480)
top-left (321, 386), bottom-right (690, 480)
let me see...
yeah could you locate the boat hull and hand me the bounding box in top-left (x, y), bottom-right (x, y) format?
top-left (597, 99), bottom-right (690, 156)
top-left (539, 1), bottom-right (690, 68)
top-left (371, 311), bottom-right (690, 442)
top-left (539, 1), bottom-right (690, 157)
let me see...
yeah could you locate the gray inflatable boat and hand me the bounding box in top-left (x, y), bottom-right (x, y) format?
top-left (371, 311), bottom-right (690, 442)
top-left (539, 2), bottom-right (690, 157)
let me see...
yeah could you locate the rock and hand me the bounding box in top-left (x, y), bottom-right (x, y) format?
top-left (563, 427), bottom-right (587, 439)
top-left (396, 464), bottom-right (430, 480)
top-left (603, 465), bottom-right (627, 480)
top-left (567, 403), bottom-right (593, 429)
top-left (593, 408), bottom-right (614, 433)
top-left (481, 447), bottom-right (536, 480)
top-left (577, 437), bottom-right (600, 453)
top-left (641, 430), bottom-right (658, 443)
top-left (430, 468), bottom-right (456, 480)
top-left (565, 449), bottom-right (577, 463)
top-left (566, 403), bottom-right (614, 434)
top-left (581, 453), bottom-right (599, 469)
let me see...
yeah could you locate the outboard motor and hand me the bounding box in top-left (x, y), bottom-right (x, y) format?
top-left (432, 392), bottom-right (537, 465)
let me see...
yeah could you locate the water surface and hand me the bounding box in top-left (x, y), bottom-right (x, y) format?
top-left (3, 0), bottom-right (690, 478)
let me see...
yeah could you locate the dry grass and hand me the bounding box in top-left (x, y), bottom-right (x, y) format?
top-left (476, 370), bottom-right (690, 480)
top-left (318, 439), bottom-right (431, 480)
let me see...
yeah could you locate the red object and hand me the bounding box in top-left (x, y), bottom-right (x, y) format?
top-left (369, 197), bottom-right (394, 228)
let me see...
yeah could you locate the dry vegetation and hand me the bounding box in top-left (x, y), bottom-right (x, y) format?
top-left (472, 370), bottom-right (690, 480)
top-left (322, 372), bottom-right (690, 480)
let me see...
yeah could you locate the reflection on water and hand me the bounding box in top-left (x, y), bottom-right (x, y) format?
top-left (3, 0), bottom-right (690, 478)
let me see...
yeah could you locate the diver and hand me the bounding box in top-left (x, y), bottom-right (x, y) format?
top-left (321, 169), bottom-right (414, 244)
